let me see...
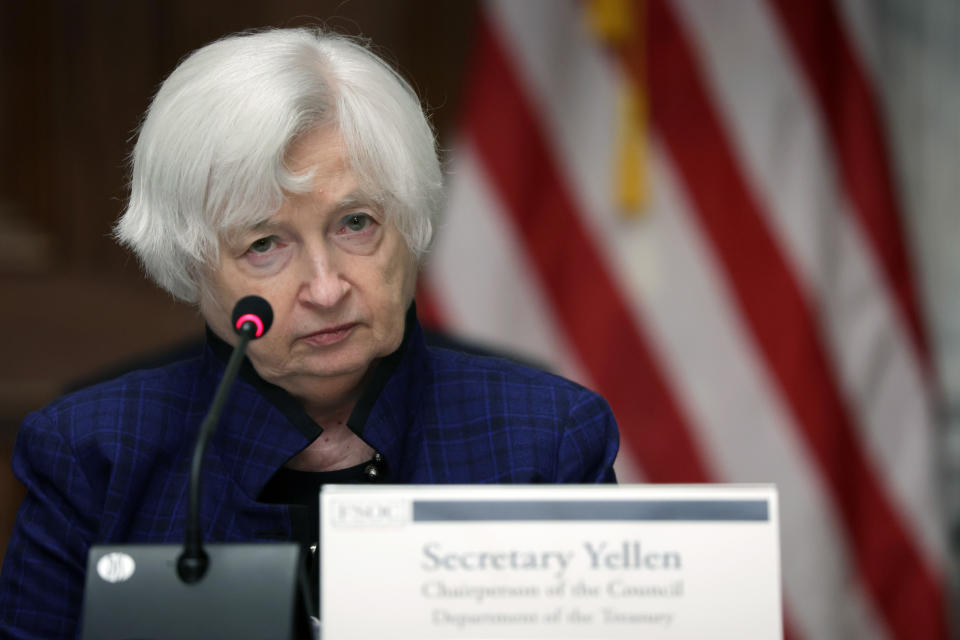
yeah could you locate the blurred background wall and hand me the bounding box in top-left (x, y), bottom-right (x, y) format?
top-left (1, 1), bottom-right (958, 638)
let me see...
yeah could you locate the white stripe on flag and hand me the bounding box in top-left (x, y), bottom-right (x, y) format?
top-left (426, 142), bottom-right (588, 384)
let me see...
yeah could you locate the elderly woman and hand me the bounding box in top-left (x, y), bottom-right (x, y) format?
top-left (0, 28), bottom-right (619, 638)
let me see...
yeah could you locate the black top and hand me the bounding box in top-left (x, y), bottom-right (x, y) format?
top-left (258, 458), bottom-right (388, 610)
top-left (259, 464), bottom-right (372, 506)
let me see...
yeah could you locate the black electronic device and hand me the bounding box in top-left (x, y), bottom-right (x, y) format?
top-left (81, 543), bottom-right (310, 639)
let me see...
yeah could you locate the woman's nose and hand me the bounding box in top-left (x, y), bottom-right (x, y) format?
top-left (298, 249), bottom-right (350, 308)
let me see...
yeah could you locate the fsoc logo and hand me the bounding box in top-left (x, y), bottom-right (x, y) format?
top-left (329, 499), bottom-right (410, 528)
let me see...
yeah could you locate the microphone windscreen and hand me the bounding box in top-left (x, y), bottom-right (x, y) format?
top-left (231, 295), bottom-right (274, 338)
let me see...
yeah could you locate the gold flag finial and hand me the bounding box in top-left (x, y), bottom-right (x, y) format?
top-left (586, 0), bottom-right (648, 218)
top-left (587, 0), bottom-right (636, 43)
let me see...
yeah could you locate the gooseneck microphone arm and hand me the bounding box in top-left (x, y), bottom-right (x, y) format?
top-left (177, 296), bottom-right (274, 584)
top-left (176, 325), bottom-right (253, 583)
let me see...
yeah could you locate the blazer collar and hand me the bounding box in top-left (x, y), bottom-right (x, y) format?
top-left (203, 303), bottom-right (426, 496)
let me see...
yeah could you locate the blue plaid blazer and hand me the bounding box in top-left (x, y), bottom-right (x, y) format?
top-left (0, 312), bottom-right (618, 639)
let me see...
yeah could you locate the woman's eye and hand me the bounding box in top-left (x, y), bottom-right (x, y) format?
top-left (248, 237), bottom-right (276, 254)
top-left (342, 213), bottom-right (371, 233)
top-left (239, 234), bottom-right (288, 270)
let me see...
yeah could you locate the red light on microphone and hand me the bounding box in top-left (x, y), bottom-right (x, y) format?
top-left (234, 313), bottom-right (265, 338)
top-left (230, 296), bottom-right (273, 339)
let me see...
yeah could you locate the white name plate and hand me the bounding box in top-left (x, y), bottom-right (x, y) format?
top-left (320, 484), bottom-right (781, 639)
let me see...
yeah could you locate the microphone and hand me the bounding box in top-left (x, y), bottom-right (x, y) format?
top-left (231, 294), bottom-right (274, 339)
top-left (178, 295), bottom-right (273, 583)
top-left (81, 294), bottom-right (313, 639)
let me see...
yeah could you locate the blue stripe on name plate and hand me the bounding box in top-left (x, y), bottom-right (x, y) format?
top-left (413, 500), bottom-right (769, 522)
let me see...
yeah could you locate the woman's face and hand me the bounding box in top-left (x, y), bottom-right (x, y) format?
top-left (199, 125), bottom-right (418, 404)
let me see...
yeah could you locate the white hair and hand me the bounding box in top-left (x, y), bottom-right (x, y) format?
top-left (116, 28), bottom-right (443, 303)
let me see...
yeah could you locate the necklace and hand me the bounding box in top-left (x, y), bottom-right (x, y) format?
top-left (362, 452), bottom-right (384, 482)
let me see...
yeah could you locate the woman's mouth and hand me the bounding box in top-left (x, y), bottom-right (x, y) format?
top-left (300, 323), bottom-right (358, 347)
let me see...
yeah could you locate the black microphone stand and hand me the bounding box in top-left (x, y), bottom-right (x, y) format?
top-left (177, 321), bottom-right (256, 583)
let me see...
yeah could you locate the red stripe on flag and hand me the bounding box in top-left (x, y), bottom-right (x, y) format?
top-left (767, 0), bottom-right (932, 372)
top-left (465, 15), bottom-right (712, 483)
top-left (415, 279), bottom-right (449, 331)
top-left (644, 2), bottom-right (947, 638)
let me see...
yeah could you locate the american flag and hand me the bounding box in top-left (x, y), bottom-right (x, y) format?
top-left (418, 0), bottom-right (950, 638)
